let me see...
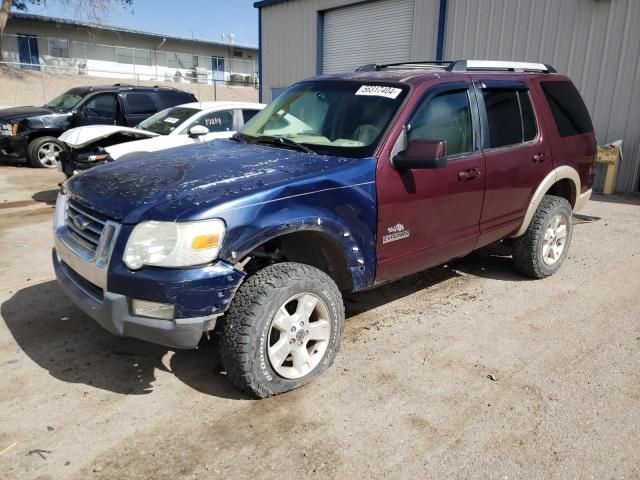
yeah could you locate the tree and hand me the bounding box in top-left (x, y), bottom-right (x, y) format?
top-left (0, 0), bottom-right (133, 62)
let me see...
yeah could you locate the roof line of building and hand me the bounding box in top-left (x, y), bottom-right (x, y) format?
top-left (254, 0), bottom-right (289, 8)
top-left (9, 12), bottom-right (259, 51)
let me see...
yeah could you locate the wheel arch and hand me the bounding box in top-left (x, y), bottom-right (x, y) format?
top-left (224, 217), bottom-right (373, 292)
top-left (511, 166), bottom-right (581, 238)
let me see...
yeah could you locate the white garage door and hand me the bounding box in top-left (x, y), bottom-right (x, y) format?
top-left (322, 0), bottom-right (415, 74)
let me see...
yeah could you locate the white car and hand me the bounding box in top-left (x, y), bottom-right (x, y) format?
top-left (58, 101), bottom-right (265, 176)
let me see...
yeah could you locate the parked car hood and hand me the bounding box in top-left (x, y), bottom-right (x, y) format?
top-left (60, 125), bottom-right (159, 148)
top-left (104, 134), bottom-right (194, 160)
top-left (0, 106), bottom-right (55, 122)
top-left (66, 140), bottom-right (368, 224)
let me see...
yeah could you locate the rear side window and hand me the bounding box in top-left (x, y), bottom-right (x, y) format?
top-left (541, 81), bottom-right (593, 137)
top-left (126, 93), bottom-right (157, 115)
top-left (482, 89), bottom-right (538, 149)
top-left (242, 109), bottom-right (260, 124)
top-left (156, 91), bottom-right (197, 109)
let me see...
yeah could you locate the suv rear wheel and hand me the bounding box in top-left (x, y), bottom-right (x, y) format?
top-left (513, 195), bottom-right (573, 279)
top-left (220, 262), bottom-right (344, 398)
top-left (27, 136), bottom-right (64, 168)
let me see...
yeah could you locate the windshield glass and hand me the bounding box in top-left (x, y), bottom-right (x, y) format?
top-left (45, 90), bottom-right (85, 112)
top-left (238, 81), bottom-right (409, 157)
top-left (137, 106), bottom-right (200, 135)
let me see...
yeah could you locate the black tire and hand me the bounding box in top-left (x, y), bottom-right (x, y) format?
top-left (513, 195), bottom-right (573, 279)
top-left (26, 136), bottom-right (65, 168)
top-left (220, 262), bottom-right (344, 398)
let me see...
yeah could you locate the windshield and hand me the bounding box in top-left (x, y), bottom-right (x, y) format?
top-left (137, 106), bottom-right (200, 135)
top-left (238, 81), bottom-right (409, 157)
top-left (45, 90), bottom-right (85, 112)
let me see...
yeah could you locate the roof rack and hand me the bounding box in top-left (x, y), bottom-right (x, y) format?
top-left (356, 59), bottom-right (556, 74)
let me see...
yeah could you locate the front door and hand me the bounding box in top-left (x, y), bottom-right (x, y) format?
top-left (472, 79), bottom-right (552, 247)
top-left (375, 82), bottom-right (486, 284)
top-left (75, 93), bottom-right (119, 126)
top-left (17, 34), bottom-right (39, 71)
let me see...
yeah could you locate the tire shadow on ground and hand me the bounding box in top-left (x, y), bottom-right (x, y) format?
top-left (0, 280), bottom-right (247, 400)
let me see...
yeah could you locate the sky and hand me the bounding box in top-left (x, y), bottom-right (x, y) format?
top-left (17, 0), bottom-right (259, 46)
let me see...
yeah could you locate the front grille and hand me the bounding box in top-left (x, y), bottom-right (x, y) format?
top-left (65, 200), bottom-right (111, 253)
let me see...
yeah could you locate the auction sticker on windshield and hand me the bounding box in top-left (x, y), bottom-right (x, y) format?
top-left (355, 85), bottom-right (402, 99)
top-left (164, 117), bottom-right (180, 124)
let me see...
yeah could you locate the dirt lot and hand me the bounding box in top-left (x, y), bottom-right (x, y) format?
top-left (0, 164), bottom-right (639, 480)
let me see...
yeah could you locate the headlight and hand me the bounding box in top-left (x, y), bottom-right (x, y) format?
top-left (0, 123), bottom-right (17, 136)
top-left (123, 219), bottom-right (226, 270)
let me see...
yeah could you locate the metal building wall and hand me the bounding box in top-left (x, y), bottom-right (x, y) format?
top-left (444, 0), bottom-right (640, 192)
top-left (260, 0), bottom-right (439, 102)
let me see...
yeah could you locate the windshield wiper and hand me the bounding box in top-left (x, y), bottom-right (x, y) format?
top-left (254, 135), bottom-right (316, 154)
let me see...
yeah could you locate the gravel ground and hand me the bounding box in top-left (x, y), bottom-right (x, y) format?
top-left (0, 164), bottom-right (638, 480)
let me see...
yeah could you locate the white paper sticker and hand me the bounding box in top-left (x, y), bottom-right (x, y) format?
top-left (355, 85), bottom-right (402, 99)
top-left (164, 117), bottom-right (179, 124)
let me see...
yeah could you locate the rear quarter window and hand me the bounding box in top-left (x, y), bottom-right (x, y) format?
top-left (156, 90), bottom-right (197, 109)
top-left (541, 81), bottom-right (593, 137)
top-left (125, 93), bottom-right (157, 115)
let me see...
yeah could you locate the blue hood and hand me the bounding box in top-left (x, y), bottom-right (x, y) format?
top-left (66, 140), bottom-right (370, 224)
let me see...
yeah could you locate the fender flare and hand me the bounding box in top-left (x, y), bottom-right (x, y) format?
top-left (224, 216), bottom-right (374, 291)
top-left (511, 166), bottom-right (581, 238)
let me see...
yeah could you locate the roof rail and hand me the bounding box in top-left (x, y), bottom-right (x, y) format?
top-left (112, 83), bottom-right (135, 87)
top-left (355, 59), bottom-right (556, 74)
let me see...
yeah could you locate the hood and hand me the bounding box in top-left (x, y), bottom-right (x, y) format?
top-left (0, 106), bottom-right (54, 122)
top-left (60, 125), bottom-right (159, 148)
top-left (66, 140), bottom-right (366, 224)
top-left (105, 134), bottom-right (193, 160)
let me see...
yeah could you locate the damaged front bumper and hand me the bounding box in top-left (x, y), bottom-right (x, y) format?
top-left (52, 194), bottom-right (245, 349)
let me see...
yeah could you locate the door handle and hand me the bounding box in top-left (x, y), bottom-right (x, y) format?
top-left (533, 153), bottom-right (546, 163)
top-left (458, 167), bottom-right (481, 181)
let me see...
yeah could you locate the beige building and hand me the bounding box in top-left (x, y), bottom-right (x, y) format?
top-left (255, 0), bottom-right (640, 193)
top-left (2, 12), bottom-right (258, 84)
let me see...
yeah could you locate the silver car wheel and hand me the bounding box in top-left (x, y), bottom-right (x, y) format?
top-left (267, 293), bottom-right (331, 380)
top-left (37, 142), bottom-right (62, 168)
top-left (542, 213), bottom-right (569, 265)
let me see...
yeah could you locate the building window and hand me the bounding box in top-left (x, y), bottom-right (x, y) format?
top-left (212, 56), bottom-right (225, 72)
top-left (116, 47), bottom-right (152, 66)
top-left (49, 38), bottom-right (70, 58)
top-left (168, 53), bottom-right (197, 69)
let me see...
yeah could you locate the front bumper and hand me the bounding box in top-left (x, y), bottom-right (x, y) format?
top-left (52, 193), bottom-right (245, 349)
top-left (54, 250), bottom-right (211, 349)
top-left (0, 134), bottom-right (28, 159)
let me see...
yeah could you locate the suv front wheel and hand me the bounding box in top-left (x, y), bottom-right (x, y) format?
top-left (27, 136), bottom-right (65, 168)
top-left (513, 195), bottom-right (574, 279)
top-left (220, 262), bottom-right (345, 398)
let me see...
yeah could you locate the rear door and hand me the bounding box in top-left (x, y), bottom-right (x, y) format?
top-left (473, 79), bottom-right (551, 247)
top-left (122, 92), bottom-right (159, 126)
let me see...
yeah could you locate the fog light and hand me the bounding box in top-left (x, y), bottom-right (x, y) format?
top-left (132, 299), bottom-right (175, 320)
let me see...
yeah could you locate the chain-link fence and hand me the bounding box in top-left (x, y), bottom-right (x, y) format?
top-left (1, 33), bottom-right (259, 107)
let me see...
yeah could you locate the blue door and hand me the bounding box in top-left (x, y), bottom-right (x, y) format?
top-left (212, 56), bottom-right (225, 82)
top-left (18, 34), bottom-right (40, 71)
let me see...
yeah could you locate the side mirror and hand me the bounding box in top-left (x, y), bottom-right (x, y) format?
top-left (392, 139), bottom-right (447, 170)
top-left (188, 125), bottom-right (209, 138)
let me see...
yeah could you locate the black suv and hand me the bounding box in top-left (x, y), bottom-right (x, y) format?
top-left (0, 84), bottom-right (196, 168)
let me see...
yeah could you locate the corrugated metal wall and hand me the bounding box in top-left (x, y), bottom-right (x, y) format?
top-left (260, 0), bottom-right (439, 100)
top-left (260, 0), bottom-right (640, 192)
top-left (444, 0), bottom-right (640, 192)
